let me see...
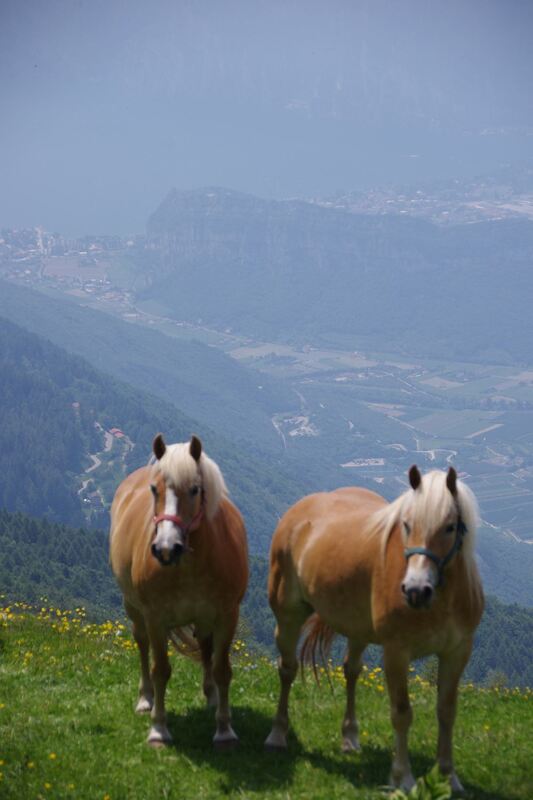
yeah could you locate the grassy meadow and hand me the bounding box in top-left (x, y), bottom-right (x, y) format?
top-left (0, 602), bottom-right (532, 800)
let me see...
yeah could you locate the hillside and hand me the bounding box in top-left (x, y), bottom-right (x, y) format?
top-left (0, 606), bottom-right (531, 799)
top-left (0, 319), bottom-right (307, 550)
top-left (0, 280), bottom-right (294, 453)
top-left (1, 510), bottom-right (532, 688)
top-left (144, 188), bottom-right (533, 363)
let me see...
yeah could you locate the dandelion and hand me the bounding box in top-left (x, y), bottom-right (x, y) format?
top-left (44, 783), bottom-right (52, 790)
top-left (49, 753), bottom-right (57, 760)
top-left (27, 762), bottom-right (35, 769)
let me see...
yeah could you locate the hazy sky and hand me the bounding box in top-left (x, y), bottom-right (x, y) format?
top-left (1, 0), bottom-right (532, 235)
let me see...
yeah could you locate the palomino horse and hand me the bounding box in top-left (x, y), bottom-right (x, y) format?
top-left (265, 466), bottom-right (483, 792)
top-left (110, 434), bottom-right (248, 747)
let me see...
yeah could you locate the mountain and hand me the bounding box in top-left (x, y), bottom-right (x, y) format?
top-left (144, 188), bottom-right (533, 363)
top-left (0, 317), bottom-right (307, 550)
top-left (0, 280), bottom-right (293, 453)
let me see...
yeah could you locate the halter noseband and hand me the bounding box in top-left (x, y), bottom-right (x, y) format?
top-left (151, 484), bottom-right (206, 550)
top-left (404, 515), bottom-right (468, 588)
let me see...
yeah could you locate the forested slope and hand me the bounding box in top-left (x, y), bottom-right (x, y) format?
top-left (0, 317), bottom-right (306, 548)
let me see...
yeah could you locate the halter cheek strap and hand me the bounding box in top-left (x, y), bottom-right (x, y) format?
top-left (404, 517), bottom-right (468, 588)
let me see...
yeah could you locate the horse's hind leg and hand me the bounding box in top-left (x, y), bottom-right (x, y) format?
top-left (198, 633), bottom-right (218, 708)
top-left (341, 640), bottom-right (365, 753)
top-left (125, 602), bottom-right (153, 714)
top-left (265, 606), bottom-right (310, 751)
top-left (212, 608), bottom-right (239, 749)
top-left (436, 642), bottom-right (472, 794)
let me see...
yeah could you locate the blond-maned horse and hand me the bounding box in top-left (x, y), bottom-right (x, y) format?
top-left (110, 434), bottom-right (248, 748)
top-left (265, 466), bottom-right (483, 792)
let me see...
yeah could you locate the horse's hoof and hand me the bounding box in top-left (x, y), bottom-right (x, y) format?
top-left (264, 741), bottom-right (287, 753)
top-left (213, 736), bottom-right (238, 752)
top-left (148, 739), bottom-right (168, 749)
top-left (449, 772), bottom-right (465, 795)
top-left (264, 730), bottom-right (288, 751)
top-left (341, 738), bottom-right (361, 753)
top-left (390, 771), bottom-right (415, 792)
top-left (213, 726), bottom-right (239, 751)
top-left (147, 724), bottom-right (173, 747)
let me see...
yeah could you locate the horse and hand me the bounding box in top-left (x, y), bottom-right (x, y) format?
top-left (110, 434), bottom-right (248, 748)
top-left (265, 466), bottom-right (483, 792)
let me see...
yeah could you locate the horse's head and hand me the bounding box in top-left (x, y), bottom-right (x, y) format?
top-left (150, 433), bottom-right (205, 566)
top-left (400, 465), bottom-right (471, 610)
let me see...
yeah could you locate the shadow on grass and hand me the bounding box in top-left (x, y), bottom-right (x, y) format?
top-left (166, 704), bottom-right (394, 794)
top-left (165, 706), bottom-right (517, 799)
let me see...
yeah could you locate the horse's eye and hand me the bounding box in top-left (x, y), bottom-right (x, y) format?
top-left (445, 523), bottom-right (455, 534)
top-left (403, 521), bottom-right (411, 535)
top-left (189, 486), bottom-right (199, 497)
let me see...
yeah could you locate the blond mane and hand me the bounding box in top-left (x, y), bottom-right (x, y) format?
top-left (369, 470), bottom-right (479, 577)
top-left (152, 442), bottom-right (228, 520)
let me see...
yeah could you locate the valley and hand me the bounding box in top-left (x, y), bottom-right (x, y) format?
top-left (5, 254), bottom-right (533, 551)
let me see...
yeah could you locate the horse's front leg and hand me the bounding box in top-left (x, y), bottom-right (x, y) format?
top-left (341, 640), bottom-right (365, 752)
top-left (212, 609), bottom-right (239, 749)
top-left (437, 642), bottom-right (472, 794)
top-left (146, 624), bottom-right (173, 746)
top-left (384, 646), bottom-right (415, 791)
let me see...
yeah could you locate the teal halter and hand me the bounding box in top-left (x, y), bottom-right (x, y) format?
top-left (404, 517), bottom-right (468, 588)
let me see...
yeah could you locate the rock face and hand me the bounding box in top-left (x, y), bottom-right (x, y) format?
top-left (145, 187), bottom-right (533, 362)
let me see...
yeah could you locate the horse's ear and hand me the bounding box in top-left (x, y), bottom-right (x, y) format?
top-left (446, 466), bottom-right (458, 496)
top-left (190, 434), bottom-right (202, 462)
top-left (408, 465), bottom-right (422, 490)
top-left (153, 433), bottom-right (166, 461)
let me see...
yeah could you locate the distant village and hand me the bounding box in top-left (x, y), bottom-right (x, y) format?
top-left (0, 227), bottom-right (145, 308)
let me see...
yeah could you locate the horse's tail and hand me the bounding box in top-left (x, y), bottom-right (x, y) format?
top-left (169, 626), bottom-right (202, 661)
top-left (300, 613), bottom-right (336, 684)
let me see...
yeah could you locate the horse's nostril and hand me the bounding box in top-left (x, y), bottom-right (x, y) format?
top-left (401, 582), bottom-right (407, 595)
top-left (423, 585), bottom-right (433, 602)
top-left (151, 543), bottom-right (158, 557)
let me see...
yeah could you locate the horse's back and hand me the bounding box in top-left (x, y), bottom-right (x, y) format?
top-left (268, 487), bottom-right (386, 629)
top-left (271, 486), bottom-right (386, 558)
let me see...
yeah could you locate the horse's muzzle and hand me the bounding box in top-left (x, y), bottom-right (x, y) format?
top-left (151, 541), bottom-right (184, 566)
top-left (402, 583), bottom-right (434, 609)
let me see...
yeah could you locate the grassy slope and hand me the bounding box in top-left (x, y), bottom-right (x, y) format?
top-left (1, 605), bottom-right (531, 800)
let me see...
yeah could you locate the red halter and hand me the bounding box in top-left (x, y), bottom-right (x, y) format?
top-left (152, 503), bottom-right (204, 533)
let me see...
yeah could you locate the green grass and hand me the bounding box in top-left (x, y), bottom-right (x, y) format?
top-left (1, 604), bottom-right (532, 800)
